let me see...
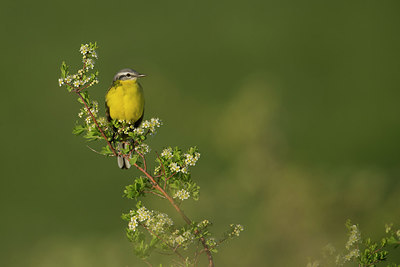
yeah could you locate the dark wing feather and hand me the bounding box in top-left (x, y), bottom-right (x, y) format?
top-left (134, 109), bottom-right (144, 128)
top-left (105, 86), bottom-right (112, 122)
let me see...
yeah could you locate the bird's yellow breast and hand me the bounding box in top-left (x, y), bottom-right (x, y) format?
top-left (106, 79), bottom-right (144, 123)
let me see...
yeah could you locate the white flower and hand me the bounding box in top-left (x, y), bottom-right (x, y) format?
top-left (135, 143), bottom-right (150, 155)
top-left (140, 118), bottom-right (163, 134)
top-left (85, 116), bottom-right (92, 125)
top-left (175, 235), bottom-right (185, 245)
top-left (144, 211), bottom-right (173, 234)
top-left (80, 44), bottom-right (89, 55)
top-left (58, 78), bottom-right (64, 87)
top-left (174, 189), bottom-right (190, 201)
top-left (161, 147), bottom-right (173, 159)
top-left (169, 162), bottom-right (180, 173)
top-left (181, 166), bottom-right (188, 174)
top-left (128, 216), bottom-right (138, 231)
top-left (137, 207), bottom-right (151, 222)
top-left (345, 224), bottom-right (360, 250)
top-left (134, 127), bottom-right (145, 135)
top-left (65, 76), bottom-right (72, 83)
top-left (184, 152), bottom-right (200, 167)
top-left (73, 80), bottom-right (80, 87)
top-left (85, 58), bottom-right (94, 70)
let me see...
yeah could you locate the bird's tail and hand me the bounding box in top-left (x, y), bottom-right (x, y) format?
top-left (117, 142), bottom-right (131, 169)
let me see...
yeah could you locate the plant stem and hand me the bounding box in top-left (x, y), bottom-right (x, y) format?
top-left (134, 163), bottom-right (214, 267)
top-left (74, 91), bottom-right (117, 157)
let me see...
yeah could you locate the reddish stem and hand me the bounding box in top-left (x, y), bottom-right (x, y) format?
top-left (75, 91), bottom-right (117, 157)
top-left (133, 163), bottom-right (214, 267)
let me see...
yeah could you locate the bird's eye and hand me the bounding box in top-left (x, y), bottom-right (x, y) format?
top-left (126, 73), bottom-right (131, 77)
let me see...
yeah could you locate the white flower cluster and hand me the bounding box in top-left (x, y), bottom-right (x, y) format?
top-left (80, 43), bottom-right (98, 59)
top-left (184, 152), bottom-right (200, 167)
top-left (135, 143), bottom-right (150, 155)
top-left (147, 212), bottom-right (174, 234)
top-left (137, 207), bottom-right (151, 222)
top-left (58, 73), bottom-right (99, 88)
top-left (97, 117), bottom-right (108, 128)
top-left (169, 229), bottom-right (195, 247)
top-left (137, 118), bottom-right (162, 135)
top-left (343, 248), bottom-right (360, 262)
top-left (229, 224), bottom-right (244, 237)
top-left (174, 231), bottom-right (194, 246)
top-left (345, 224), bottom-right (360, 250)
top-left (129, 207), bottom-right (151, 232)
top-left (197, 219), bottom-right (210, 229)
top-left (174, 189), bottom-right (190, 201)
top-left (336, 224), bottom-right (361, 265)
top-left (78, 101), bottom-right (99, 119)
top-left (169, 162), bottom-right (181, 173)
top-left (59, 43), bottom-right (99, 89)
top-left (128, 216), bottom-right (138, 231)
top-left (116, 123), bottom-right (135, 135)
top-left (161, 147), bottom-right (173, 159)
top-left (128, 206), bottom-right (173, 234)
top-left (180, 166), bottom-right (188, 174)
top-left (166, 150), bottom-right (200, 174)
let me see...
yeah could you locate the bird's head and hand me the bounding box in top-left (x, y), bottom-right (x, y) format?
top-left (113, 68), bottom-right (146, 82)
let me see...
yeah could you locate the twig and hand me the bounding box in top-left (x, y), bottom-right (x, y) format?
top-left (142, 224), bottom-right (186, 263)
top-left (143, 259), bottom-right (152, 267)
top-left (133, 163), bottom-right (214, 267)
top-left (155, 152), bottom-right (167, 190)
top-left (74, 90), bottom-right (117, 157)
top-left (136, 151), bottom-right (147, 172)
top-left (86, 145), bottom-right (112, 156)
top-left (143, 190), bottom-right (166, 199)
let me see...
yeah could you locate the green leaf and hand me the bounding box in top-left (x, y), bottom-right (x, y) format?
top-left (387, 236), bottom-right (398, 245)
top-left (100, 145), bottom-right (113, 156)
top-left (72, 125), bottom-right (85, 135)
top-left (123, 177), bottom-right (147, 200)
top-left (60, 61), bottom-right (68, 78)
top-left (130, 154), bottom-right (139, 165)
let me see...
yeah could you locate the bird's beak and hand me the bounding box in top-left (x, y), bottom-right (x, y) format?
top-left (137, 73), bottom-right (146, 78)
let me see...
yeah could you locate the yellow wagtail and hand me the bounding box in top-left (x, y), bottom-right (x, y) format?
top-left (105, 68), bottom-right (146, 169)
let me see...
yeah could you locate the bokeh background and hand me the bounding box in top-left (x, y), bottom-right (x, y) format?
top-left (1, 0), bottom-right (400, 266)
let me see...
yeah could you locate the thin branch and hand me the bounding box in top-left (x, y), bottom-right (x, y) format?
top-left (137, 151), bottom-right (147, 172)
top-left (143, 190), bottom-right (166, 199)
top-left (142, 224), bottom-right (186, 263)
top-left (86, 145), bottom-right (113, 156)
top-left (74, 91), bottom-right (117, 157)
top-left (143, 259), bottom-right (152, 267)
top-left (133, 163), bottom-right (214, 267)
top-left (155, 151), bottom-right (167, 190)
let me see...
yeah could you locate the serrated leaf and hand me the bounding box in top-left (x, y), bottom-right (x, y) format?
top-left (72, 125), bottom-right (85, 135)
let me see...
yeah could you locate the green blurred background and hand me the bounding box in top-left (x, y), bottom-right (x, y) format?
top-left (1, 0), bottom-right (400, 266)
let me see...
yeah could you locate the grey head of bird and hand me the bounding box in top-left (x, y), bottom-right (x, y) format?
top-left (113, 68), bottom-right (146, 82)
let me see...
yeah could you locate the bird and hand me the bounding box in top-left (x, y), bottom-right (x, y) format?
top-left (105, 68), bottom-right (146, 169)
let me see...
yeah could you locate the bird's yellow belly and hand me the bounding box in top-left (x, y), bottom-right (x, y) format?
top-left (106, 80), bottom-right (144, 123)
